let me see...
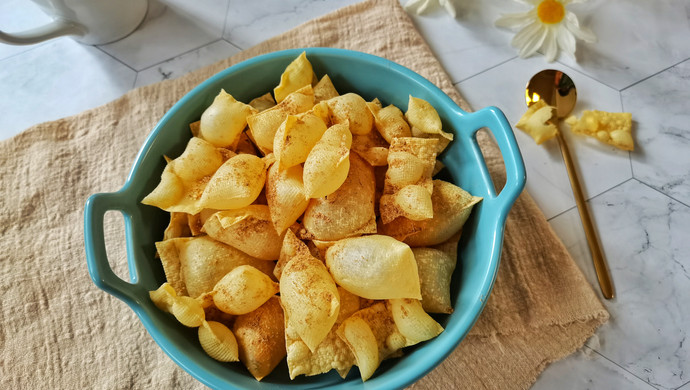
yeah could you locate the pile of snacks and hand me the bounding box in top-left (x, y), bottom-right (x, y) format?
top-left (143, 52), bottom-right (482, 382)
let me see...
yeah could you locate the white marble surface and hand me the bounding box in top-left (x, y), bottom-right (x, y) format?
top-left (1, 0), bottom-right (689, 389)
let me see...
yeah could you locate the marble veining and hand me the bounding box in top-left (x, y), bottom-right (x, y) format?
top-left (1, 0), bottom-right (689, 389)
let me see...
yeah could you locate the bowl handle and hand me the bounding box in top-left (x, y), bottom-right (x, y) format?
top-left (464, 106), bottom-right (526, 211)
top-left (84, 191), bottom-right (140, 304)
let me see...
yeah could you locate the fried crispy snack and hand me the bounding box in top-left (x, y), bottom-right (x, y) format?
top-left (380, 179), bottom-right (482, 246)
top-left (566, 110), bottom-right (634, 150)
top-left (515, 99), bottom-right (558, 144)
top-left (370, 102), bottom-right (412, 143)
top-left (412, 246), bottom-right (457, 314)
top-left (274, 112), bottom-right (328, 169)
top-left (280, 251), bottom-right (340, 352)
top-left (274, 228), bottom-right (310, 281)
top-left (265, 163), bottom-right (309, 235)
top-left (142, 137), bottom-right (228, 214)
top-left (198, 154), bottom-right (267, 210)
top-left (247, 85), bottom-right (315, 153)
top-left (325, 234), bottom-right (421, 300)
top-left (199, 320), bottom-right (240, 362)
top-left (233, 296), bottom-right (286, 381)
top-left (405, 96), bottom-right (453, 154)
top-left (211, 265), bottom-right (279, 315)
top-left (326, 93), bottom-right (374, 135)
top-left (274, 51), bottom-right (316, 103)
top-left (379, 137), bottom-right (438, 224)
top-left (285, 287), bottom-right (359, 379)
top-left (313, 74), bottom-right (339, 103)
top-left (199, 89), bottom-right (256, 148)
top-left (202, 205), bottom-right (284, 260)
top-left (155, 236), bottom-right (275, 298)
top-left (303, 121), bottom-right (352, 198)
top-left (351, 126), bottom-right (389, 167)
top-left (301, 153), bottom-right (377, 241)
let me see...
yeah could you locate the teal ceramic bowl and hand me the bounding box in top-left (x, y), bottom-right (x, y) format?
top-left (85, 48), bottom-right (525, 389)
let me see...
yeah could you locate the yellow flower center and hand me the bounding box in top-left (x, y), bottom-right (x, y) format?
top-left (537, 0), bottom-right (565, 24)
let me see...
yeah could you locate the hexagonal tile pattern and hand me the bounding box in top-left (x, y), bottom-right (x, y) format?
top-left (134, 39), bottom-right (241, 88)
top-left (98, 0), bottom-right (229, 71)
top-left (224, 0), bottom-right (360, 49)
top-left (407, 0), bottom-right (519, 83)
top-left (549, 179), bottom-right (690, 390)
top-left (457, 56), bottom-right (632, 219)
top-left (558, 0), bottom-right (690, 90)
top-left (625, 59), bottom-right (690, 207)
top-left (0, 39), bottom-right (136, 138)
top-left (532, 347), bottom-right (656, 390)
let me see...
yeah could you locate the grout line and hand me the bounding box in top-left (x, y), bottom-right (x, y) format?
top-left (586, 347), bottom-right (661, 390)
top-left (138, 38), bottom-right (225, 73)
top-left (545, 177), bottom-right (636, 222)
top-left (555, 59), bottom-right (621, 91)
top-left (675, 379), bottom-right (690, 390)
top-left (94, 45), bottom-right (137, 72)
top-left (634, 178), bottom-right (690, 210)
top-left (620, 57), bottom-right (690, 93)
top-left (452, 55), bottom-right (519, 86)
top-left (225, 39), bottom-right (244, 51)
top-left (221, 0), bottom-right (231, 38)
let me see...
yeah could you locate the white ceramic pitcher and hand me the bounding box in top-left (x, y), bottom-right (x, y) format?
top-left (0, 0), bottom-right (148, 45)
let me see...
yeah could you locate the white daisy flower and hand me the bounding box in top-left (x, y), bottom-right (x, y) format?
top-left (405, 0), bottom-right (457, 18)
top-left (495, 0), bottom-right (597, 62)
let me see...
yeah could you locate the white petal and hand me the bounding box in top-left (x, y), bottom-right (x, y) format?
top-left (439, 0), bottom-right (457, 18)
top-left (564, 12), bottom-right (598, 43)
top-left (495, 11), bottom-right (535, 30)
top-left (556, 28), bottom-right (577, 58)
top-left (542, 28), bottom-right (559, 62)
top-left (404, 0), bottom-right (433, 15)
top-left (512, 23), bottom-right (547, 58)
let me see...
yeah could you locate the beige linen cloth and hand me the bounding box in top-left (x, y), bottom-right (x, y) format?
top-left (0, 0), bottom-right (608, 388)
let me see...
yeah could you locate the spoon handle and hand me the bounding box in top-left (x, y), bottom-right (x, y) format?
top-left (556, 131), bottom-right (615, 299)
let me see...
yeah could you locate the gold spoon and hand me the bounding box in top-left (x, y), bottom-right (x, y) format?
top-left (526, 69), bottom-right (615, 299)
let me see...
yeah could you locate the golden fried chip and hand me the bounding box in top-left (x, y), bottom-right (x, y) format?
top-left (380, 180), bottom-right (482, 246)
top-left (233, 296), bottom-right (286, 381)
top-left (211, 265), bottom-right (279, 315)
top-left (301, 153), bottom-right (377, 241)
top-left (249, 92), bottom-right (276, 112)
top-left (325, 235), bottom-right (421, 300)
top-left (265, 162), bottom-right (309, 235)
top-left (274, 112), bottom-right (328, 170)
top-left (515, 99), bottom-right (557, 144)
top-left (202, 205), bottom-right (284, 260)
top-left (149, 283), bottom-right (206, 327)
top-left (199, 320), bottom-right (239, 362)
top-left (142, 137), bottom-right (227, 214)
top-left (388, 298), bottom-right (443, 344)
top-left (247, 85), bottom-right (315, 153)
top-left (285, 287), bottom-right (359, 379)
top-left (163, 212), bottom-right (192, 240)
top-left (351, 126), bottom-right (389, 167)
top-left (326, 93), bottom-right (374, 135)
top-left (199, 153), bottom-right (267, 210)
top-left (280, 252), bottom-right (340, 352)
top-left (379, 137), bottom-right (438, 224)
top-left (199, 89), bottom-right (256, 148)
top-left (405, 96), bottom-right (453, 142)
top-left (370, 103), bottom-right (412, 143)
top-left (412, 247), bottom-right (456, 314)
top-left (566, 110), bottom-right (634, 150)
top-left (274, 228), bottom-right (311, 281)
top-left (274, 52), bottom-right (316, 103)
top-left (156, 236), bottom-right (274, 298)
top-left (303, 121), bottom-right (352, 198)
top-left (313, 74), bottom-right (339, 103)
